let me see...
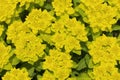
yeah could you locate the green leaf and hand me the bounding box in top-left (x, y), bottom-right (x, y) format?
top-left (92, 32), bottom-right (101, 40)
top-left (84, 54), bottom-right (94, 68)
top-left (44, 3), bottom-right (53, 10)
top-left (72, 50), bottom-right (81, 55)
top-left (76, 54), bottom-right (93, 70)
top-left (70, 71), bottom-right (79, 77)
top-left (84, 54), bottom-right (90, 65)
top-left (88, 59), bottom-right (94, 68)
top-left (39, 34), bottom-right (53, 45)
top-left (3, 63), bottom-right (12, 70)
top-left (77, 72), bottom-right (92, 80)
top-left (28, 67), bottom-right (35, 77)
top-left (37, 75), bottom-right (42, 80)
top-left (34, 60), bottom-right (43, 72)
top-left (73, 0), bottom-right (80, 7)
top-left (77, 9), bottom-right (86, 17)
top-left (10, 55), bottom-right (20, 65)
top-left (20, 63), bottom-right (35, 77)
top-left (112, 25), bottom-right (120, 30)
top-left (80, 42), bottom-right (88, 52)
top-left (34, 0), bottom-right (46, 6)
top-left (72, 61), bottom-right (78, 69)
top-left (76, 58), bottom-right (87, 70)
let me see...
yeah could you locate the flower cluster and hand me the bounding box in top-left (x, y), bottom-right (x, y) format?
top-left (0, 0), bottom-right (17, 23)
top-left (43, 50), bottom-right (73, 80)
top-left (7, 21), bottom-right (46, 64)
top-left (107, 0), bottom-right (120, 18)
top-left (51, 14), bottom-right (87, 53)
top-left (2, 68), bottom-right (31, 80)
top-left (52, 0), bottom-right (74, 16)
top-left (0, 41), bottom-right (11, 70)
top-left (88, 35), bottom-right (120, 79)
top-left (0, 25), bottom-right (4, 36)
top-left (77, 0), bottom-right (117, 32)
top-left (25, 9), bottom-right (54, 34)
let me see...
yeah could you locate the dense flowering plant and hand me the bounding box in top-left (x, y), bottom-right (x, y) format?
top-left (0, 0), bottom-right (120, 80)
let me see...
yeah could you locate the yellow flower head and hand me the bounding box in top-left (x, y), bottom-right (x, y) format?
top-left (25, 9), bottom-right (54, 34)
top-left (0, 0), bottom-right (17, 23)
top-left (41, 70), bottom-right (56, 80)
top-left (0, 41), bottom-right (11, 69)
top-left (2, 68), bottom-right (31, 80)
top-left (52, 0), bottom-right (74, 16)
top-left (65, 17), bottom-right (88, 41)
top-left (107, 0), bottom-right (120, 18)
top-left (7, 21), bottom-right (46, 64)
top-left (88, 35), bottom-right (120, 79)
top-left (14, 32), bottom-right (46, 64)
top-left (79, 0), bottom-right (117, 32)
top-left (0, 25), bottom-right (4, 36)
top-left (90, 62), bottom-right (120, 80)
top-left (88, 35), bottom-right (120, 64)
top-left (51, 14), bottom-right (87, 53)
top-left (43, 49), bottom-right (73, 79)
top-left (7, 21), bottom-right (31, 43)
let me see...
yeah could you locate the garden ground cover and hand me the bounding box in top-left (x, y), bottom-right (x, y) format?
top-left (0, 0), bottom-right (120, 80)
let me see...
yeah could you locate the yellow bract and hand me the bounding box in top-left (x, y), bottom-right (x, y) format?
top-left (65, 17), bottom-right (88, 41)
top-left (51, 14), bottom-right (87, 53)
top-left (25, 9), bottom-right (54, 34)
top-left (14, 32), bottom-right (46, 64)
top-left (41, 70), bottom-right (56, 80)
top-left (7, 21), bottom-right (46, 64)
top-left (107, 0), bottom-right (120, 19)
top-left (88, 35), bottom-right (120, 79)
top-left (2, 68), bottom-right (31, 80)
top-left (0, 25), bottom-right (4, 36)
top-left (0, 0), bottom-right (17, 23)
top-left (79, 0), bottom-right (117, 32)
top-left (52, 0), bottom-right (74, 16)
top-left (0, 41), bottom-right (11, 69)
top-left (18, 0), bottom-right (34, 7)
top-left (91, 62), bottom-right (120, 80)
top-left (43, 50), bottom-right (73, 80)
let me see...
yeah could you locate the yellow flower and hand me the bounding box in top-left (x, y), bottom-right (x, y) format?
top-left (51, 21), bottom-right (66, 33)
top-left (107, 0), bottom-right (120, 19)
top-left (52, 0), bottom-right (74, 16)
top-left (43, 50), bottom-right (73, 79)
top-left (51, 14), bottom-right (87, 53)
top-left (88, 35), bottom-right (120, 80)
top-left (7, 21), bottom-right (31, 43)
top-left (91, 62), bottom-right (120, 80)
top-left (2, 68), bottom-right (31, 80)
top-left (64, 35), bottom-right (81, 53)
top-left (14, 32), bottom-right (46, 64)
top-left (79, 0), bottom-right (117, 32)
top-left (25, 9), bottom-right (54, 34)
top-left (7, 21), bottom-right (46, 64)
top-left (80, 0), bottom-right (104, 7)
top-left (51, 32), bottom-right (66, 49)
top-left (54, 68), bottom-right (71, 80)
top-left (0, 41), bottom-right (11, 69)
top-left (0, 0), bottom-right (17, 23)
top-left (0, 25), bottom-right (4, 36)
top-left (65, 18), bottom-right (88, 41)
top-left (41, 70), bottom-right (56, 80)
top-left (51, 14), bottom-right (69, 33)
top-left (88, 35), bottom-right (120, 64)
top-left (18, 0), bottom-right (34, 7)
